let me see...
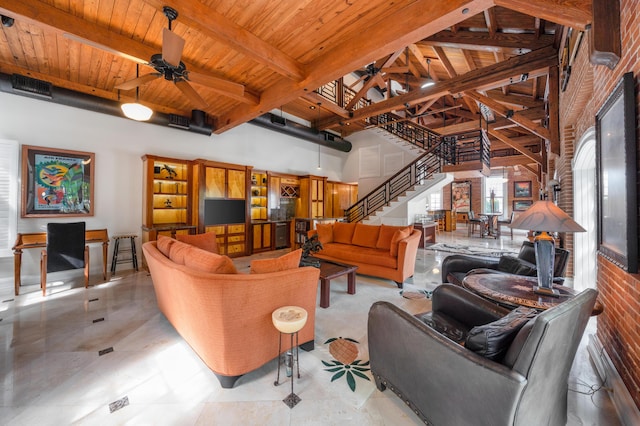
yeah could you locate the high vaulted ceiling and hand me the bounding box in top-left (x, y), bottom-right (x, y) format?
top-left (0, 0), bottom-right (592, 171)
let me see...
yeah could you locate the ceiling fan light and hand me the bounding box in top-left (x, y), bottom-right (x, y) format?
top-left (121, 102), bottom-right (153, 121)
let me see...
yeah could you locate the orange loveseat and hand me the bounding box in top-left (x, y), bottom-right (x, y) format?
top-left (142, 237), bottom-right (320, 388)
top-left (309, 222), bottom-right (421, 288)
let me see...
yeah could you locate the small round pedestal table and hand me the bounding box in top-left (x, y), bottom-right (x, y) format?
top-left (272, 306), bottom-right (308, 408)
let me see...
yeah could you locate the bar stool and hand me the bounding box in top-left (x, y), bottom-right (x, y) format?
top-left (110, 234), bottom-right (139, 274)
top-left (272, 306), bottom-right (308, 408)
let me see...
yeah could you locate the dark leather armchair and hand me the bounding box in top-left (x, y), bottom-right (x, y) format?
top-left (40, 222), bottom-right (89, 296)
top-left (368, 284), bottom-right (598, 425)
top-left (442, 240), bottom-right (570, 285)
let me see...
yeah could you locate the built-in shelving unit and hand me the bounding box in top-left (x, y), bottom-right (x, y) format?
top-left (250, 172), bottom-right (268, 220)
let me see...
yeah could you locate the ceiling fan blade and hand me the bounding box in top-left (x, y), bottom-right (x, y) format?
top-left (186, 71), bottom-right (245, 98)
top-left (162, 28), bottom-right (185, 67)
top-left (175, 80), bottom-right (209, 109)
top-left (115, 73), bottom-right (160, 90)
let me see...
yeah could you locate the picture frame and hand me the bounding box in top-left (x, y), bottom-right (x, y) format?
top-left (513, 200), bottom-right (533, 211)
top-left (21, 145), bottom-right (95, 217)
top-left (513, 181), bottom-right (532, 198)
top-left (596, 72), bottom-right (638, 273)
top-left (451, 181), bottom-right (471, 212)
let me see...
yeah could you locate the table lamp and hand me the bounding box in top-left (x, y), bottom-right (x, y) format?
top-left (510, 201), bottom-right (585, 296)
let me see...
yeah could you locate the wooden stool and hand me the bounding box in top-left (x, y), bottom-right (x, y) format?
top-left (110, 234), bottom-right (139, 274)
top-left (272, 306), bottom-right (308, 408)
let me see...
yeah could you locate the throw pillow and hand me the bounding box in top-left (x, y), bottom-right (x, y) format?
top-left (390, 227), bottom-right (412, 257)
top-left (376, 224), bottom-right (413, 250)
top-left (316, 223), bottom-right (334, 245)
top-left (156, 235), bottom-right (175, 257)
top-left (498, 255), bottom-right (537, 276)
top-left (168, 240), bottom-right (191, 265)
top-left (351, 223), bottom-right (380, 248)
top-left (184, 247), bottom-right (237, 274)
top-left (465, 306), bottom-right (538, 361)
top-left (250, 249), bottom-right (302, 274)
top-left (332, 222), bottom-right (356, 244)
top-left (176, 232), bottom-right (219, 253)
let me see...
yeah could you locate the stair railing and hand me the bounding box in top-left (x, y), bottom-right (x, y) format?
top-left (344, 144), bottom-right (446, 223)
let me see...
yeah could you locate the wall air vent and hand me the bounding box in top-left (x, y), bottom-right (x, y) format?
top-left (11, 74), bottom-right (52, 99)
top-left (168, 114), bottom-right (190, 130)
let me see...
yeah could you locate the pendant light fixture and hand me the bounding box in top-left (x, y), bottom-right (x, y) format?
top-left (421, 59), bottom-right (435, 89)
top-left (121, 64), bottom-right (153, 121)
top-left (316, 102), bottom-right (322, 170)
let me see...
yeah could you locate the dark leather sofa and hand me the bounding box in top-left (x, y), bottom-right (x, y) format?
top-left (368, 284), bottom-right (598, 425)
top-left (442, 240), bottom-right (570, 285)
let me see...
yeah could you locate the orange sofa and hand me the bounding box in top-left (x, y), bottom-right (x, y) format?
top-left (309, 222), bottom-right (421, 288)
top-left (142, 237), bottom-right (320, 388)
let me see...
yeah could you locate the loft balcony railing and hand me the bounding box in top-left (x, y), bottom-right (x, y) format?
top-left (315, 79), bottom-right (370, 111)
top-left (444, 130), bottom-right (490, 169)
top-left (367, 112), bottom-right (442, 151)
top-left (344, 144), bottom-right (446, 223)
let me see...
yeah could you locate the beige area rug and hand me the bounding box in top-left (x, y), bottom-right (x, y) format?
top-left (233, 249), bottom-right (432, 409)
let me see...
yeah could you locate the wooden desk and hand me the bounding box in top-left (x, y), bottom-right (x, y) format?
top-left (12, 229), bottom-right (109, 296)
top-left (462, 273), bottom-right (603, 315)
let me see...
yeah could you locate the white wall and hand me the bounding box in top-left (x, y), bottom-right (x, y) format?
top-left (0, 92), bottom-right (350, 280)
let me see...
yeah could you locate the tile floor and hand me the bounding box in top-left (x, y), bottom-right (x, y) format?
top-left (0, 227), bottom-right (621, 425)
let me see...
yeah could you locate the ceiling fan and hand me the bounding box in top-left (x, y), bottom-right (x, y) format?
top-left (115, 6), bottom-right (244, 109)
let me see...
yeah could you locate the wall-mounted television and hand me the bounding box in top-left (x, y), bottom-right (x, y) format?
top-left (204, 199), bottom-right (246, 225)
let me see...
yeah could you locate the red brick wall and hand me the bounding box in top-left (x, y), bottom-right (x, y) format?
top-left (559, 0), bottom-right (640, 408)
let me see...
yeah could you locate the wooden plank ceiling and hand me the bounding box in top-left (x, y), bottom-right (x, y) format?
top-left (0, 0), bottom-right (592, 171)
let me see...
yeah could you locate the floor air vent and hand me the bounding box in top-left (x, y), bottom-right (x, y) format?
top-left (11, 74), bottom-right (52, 98)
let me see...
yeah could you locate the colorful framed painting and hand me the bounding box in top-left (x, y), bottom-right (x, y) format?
top-left (513, 200), bottom-right (533, 211)
top-left (513, 181), bottom-right (532, 198)
top-left (21, 145), bottom-right (95, 217)
top-left (451, 181), bottom-right (471, 212)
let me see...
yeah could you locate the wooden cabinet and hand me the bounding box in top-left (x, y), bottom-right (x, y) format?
top-left (250, 172), bottom-right (268, 220)
top-left (141, 155), bottom-right (194, 244)
top-left (326, 181), bottom-right (358, 218)
top-left (296, 175), bottom-right (326, 218)
top-left (252, 222), bottom-right (272, 252)
top-left (193, 159), bottom-right (251, 257)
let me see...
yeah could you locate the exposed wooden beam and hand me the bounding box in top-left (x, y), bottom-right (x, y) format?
top-left (485, 90), bottom-right (543, 109)
top-left (488, 128), bottom-right (543, 164)
top-left (547, 65), bottom-right (560, 154)
top-left (422, 32), bottom-right (555, 53)
top-left (484, 7), bottom-right (498, 37)
top-left (301, 92), bottom-right (351, 119)
top-left (589, 0), bottom-right (621, 69)
top-left (434, 46), bottom-right (478, 113)
top-left (464, 90), bottom-right (551, 140)
top-left (328, 45), bottom-right (557, 129)
top-left (489, 155), bottom-right (539, 168)
top-left (0, 0), bottom-right (259, 105)
top-left (216, 0), bottom-right (495, 133)
top-left (142, 0), bottom-right (305, 81)
top-left (495, 0), bottom-right (592, 31)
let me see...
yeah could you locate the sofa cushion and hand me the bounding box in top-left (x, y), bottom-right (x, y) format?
top-left (320, 243), bottom-right (397, 269)
top-left (176, 232), bottom-right (219, 253)
top-left (465, 306), bottom-right (538, 361)
top-left (250, 249), bottom-right (302, 274)
top-left (390, 227), bottom-right (412, 257)
top-left (497, 255), bottom-right (537, 276)
top-left (376, 224), bottom-right (412, 250)
top-left (333, 222), bottom-right (356, 244)
top-left (157, 235), bottom-right (175, 258)
top-left (184, 247), bottom-right (238, 274)
top-left (169, 239), bottom-right (191, 265)
top-left (316, 223), bottom-right (334, 245)
top-left (352, 223), bottom-right (381, 248)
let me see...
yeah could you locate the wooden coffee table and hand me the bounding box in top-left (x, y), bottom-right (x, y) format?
top-left (310, 257), bottom-right (358, 308)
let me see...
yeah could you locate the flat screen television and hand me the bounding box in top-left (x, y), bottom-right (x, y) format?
top-left (204, 199), bottom-right (246, 225)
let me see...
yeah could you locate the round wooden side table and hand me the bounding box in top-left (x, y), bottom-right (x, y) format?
top-left (272, 306), bottom-right (308, 408)
top-left (461, 273), bottom-right (603, 315)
